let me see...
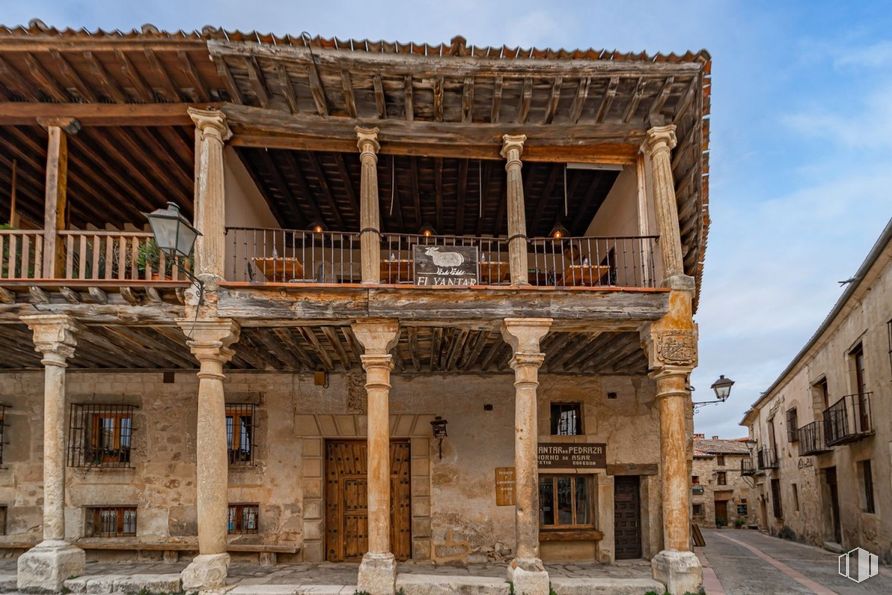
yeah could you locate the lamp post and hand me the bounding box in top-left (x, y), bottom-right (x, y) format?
top-left (692, 374), bottom-right (735, 412)
top-left (144, 201), bottom-right (203, 294)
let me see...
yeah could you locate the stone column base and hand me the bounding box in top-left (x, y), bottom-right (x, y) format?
top-left (507, 557), bottom-right (550, 595)
top-left (181, 552), bottom-right (230, 592)
top-left (357, 552), bottom-right (397, 595)
top-left (17, 540), bottom-right (85, 592)
top-left (651, 550), bottom-right (702, 595)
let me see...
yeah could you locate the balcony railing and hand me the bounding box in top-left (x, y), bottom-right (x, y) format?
top-left (757, 448), bottom-right (778, 470)
top-left (797, 421), bottom-right (830, 455)
top-left (224, 227), bottom-right (659, 288)
top-left (0, 229), bottom-right (45, 279)
top-left (740, 458), bottom-right (756, 476)
top-left (823, 392), bottom-right (873, 446)
top-left (692, 485), bottom-right (704, 495)
top-left (528, 235), bottom-right (657, 288)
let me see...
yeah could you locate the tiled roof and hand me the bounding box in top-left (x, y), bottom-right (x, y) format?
top-left (694, 437), bottom-right (750, 455)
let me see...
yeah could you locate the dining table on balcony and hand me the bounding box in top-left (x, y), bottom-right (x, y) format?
top-left (380, 259), bottom-right (414, 283)
top-left (252, 256), bottom-right (304, 283)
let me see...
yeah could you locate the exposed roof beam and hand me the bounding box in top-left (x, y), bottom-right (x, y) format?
top-left (543, 76), bottom-right (562, 124)
top-left (143, 48), bottom-right (180, 101)
top-left (244, 56), bottom-right (271, 107)
top-left (0, 102), bottom-right (208, 125)
top-left (84, 51), bottom-right (127, 102)
top-left (340, 70), bottom-right (357, 118)
top-left (115, 50), bottom-right (153, 102)
top-left (177, 50), bottom-right (209, 102)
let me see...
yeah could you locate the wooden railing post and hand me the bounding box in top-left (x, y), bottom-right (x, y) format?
top-left (39, 118), bottom-right (80, 278)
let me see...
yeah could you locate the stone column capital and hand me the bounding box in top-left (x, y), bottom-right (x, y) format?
top-left (501, 318), bottom-right (552, 354)
top-left (510, 352), bottom-right (546, 370)
top-left (22, 314), bottom-right (83, 364)
top-left (356, 126), bottom-right (381, 156)
top-left (188, 107), bottom-right (232, 143)
top-left (177, 318), bottom-right (240, 370)
top-left (642, 124), bottom-right (678, 156)
top-left (500, 134), bottom-right (527, 162)
top-left (352, 319), bottom-right (400, 355)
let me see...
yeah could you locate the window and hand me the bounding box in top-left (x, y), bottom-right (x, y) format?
top-left (786, 408), bottom-right (798, 442)
top-left (85, 506), bottom-right (137, 537)
top-left (851, 343), bottom-right (867, 396)
top-left (0, 505), bottom-right (6, 535)
top-left (767, 417), bottom-right (778, 459)
top-left (226, 404), bottom-right (256, 465)
top-left (539, 475), bottom-right (593, 529)
top-left (815, 378), bottom-right (830, 412)
top-left (860, 460), bottom-right (875, 513)
top-left (550, 403), bottom-right (582, 436)
top-left (691, 475), bottom-right (700, 485)
top-left (228, 503), bottom-right (259, 534)
top-left (770, 478), bottom-right (783, 519)
top-left (737, 500), bottom-right (748, 516)
top-left (68, 404), bottom-right (135, 468)
top-left (692, 503), bottom-right (703, 516)
top-left (0, 404), bottom-right (7, 465)
top-left (716, 454), bottom-right (725, 467)
top-left (717, 471), bottom-right (727, 486)
top-left (792, 483), bottom-right (800, 511)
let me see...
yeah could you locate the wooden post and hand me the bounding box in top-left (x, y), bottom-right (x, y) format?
top-left (39, 118), bottom-right (79, 278)
top-left (641, 125), bottom-right (684, 282)
top-left (500, 135), bottom-right (529, 285)
top-left (356, 127), bottom-right (381, 284)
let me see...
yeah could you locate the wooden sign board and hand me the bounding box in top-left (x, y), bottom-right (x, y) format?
top-left (494, 467), bottom-right (516, 506)
top-left (538, 443), bottom-right (607, 469)
top-left (413, 245), bottom-right (478, 286)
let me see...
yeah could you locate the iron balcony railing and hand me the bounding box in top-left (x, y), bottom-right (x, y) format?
top-left (757, 448), bottom-right (778, 470)
top-left (692, 485), bottom-right (705, 495)
top-left (224, 227), bottom-right (659, 288)
top-left (797, 421), bottom-right (830, 455)
top-left (823, 392), bottom-right (873, 446)
top-left (740, 458), bottom-right (756, 476)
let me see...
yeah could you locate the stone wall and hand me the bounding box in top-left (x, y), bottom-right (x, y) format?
top-left (0, 369), bottom-right (664, 565)
top-left (691, 453), bottom-right (757, 529)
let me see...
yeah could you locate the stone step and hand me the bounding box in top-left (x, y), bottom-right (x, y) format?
top-left (396, 573), bottom-right (510, 595)
top-left (227, 586), bottom-right (356, 594)
top-left (551, 576), bottom-right (665, 594)
top-left (63, 573), bottom-right (181, 594)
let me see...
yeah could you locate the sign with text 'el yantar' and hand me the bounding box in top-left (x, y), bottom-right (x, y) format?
top-left (413, 245), bottom-right (478, 286)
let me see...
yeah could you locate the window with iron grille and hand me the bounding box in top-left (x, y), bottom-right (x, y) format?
top-left (716, 454), bottom-right (725, 466)
top-left (786, 408), bottom-right (798, 442)
top-left (226, 404), bottom-right (256, 466)
top-left (717, 471), bottom-right (727, 486)
top-left (85, 506), bottom-right (137, 537)
top-left (692, 503), bottom-right (703, 516)
top-left (550, 403), bottom-right (582, 436)
top-left (67, 404), bottom-right (136, 468)
top-left (228, 503), bottom-right (259, 534)
top-left (0, 404), bottom-right (7, 466)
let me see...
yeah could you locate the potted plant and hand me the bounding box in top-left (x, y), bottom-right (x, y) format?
top-left (734, 518), bottom-right (746, 529)
top-left (136, 239), bottom-right (162, 279)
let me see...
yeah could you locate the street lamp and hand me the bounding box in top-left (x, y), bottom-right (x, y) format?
top-left (143, 201), bottom-right (203, 296)
top-left (692, 374), bottom-right (735, 412)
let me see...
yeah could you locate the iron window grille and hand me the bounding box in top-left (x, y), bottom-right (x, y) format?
top-left (226, 404), bottom-right (256, 466)
top-left (67, 404), bottom-right (136, 468)
top-left (0, 404), bottom-right (7, 466)
top-left (85, 506), bottom-right (137, 537)
top-left (228, 503), bottom-right (259, 534)
top-left (550, 402), bottom-right (582, 436)
top-left (717, 471), bottom-right (727, 486)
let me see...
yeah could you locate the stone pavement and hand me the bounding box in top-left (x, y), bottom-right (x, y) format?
top-left (0, 558), bottom-right (661, 594)
top-left (698, 527), bottom-right (892, 594)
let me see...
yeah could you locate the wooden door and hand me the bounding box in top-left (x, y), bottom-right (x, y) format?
top-left (826, 467), bottom-right (842, 544)
top-left (325, 440), bottom-right (411, 562)
top-left (714, 499), bottom-right (728, 526)
top-left (613, 475), bottom-right (642, 559)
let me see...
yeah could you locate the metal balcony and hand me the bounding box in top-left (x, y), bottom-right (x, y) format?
top-left (797, 421), bottom-right (830, 455)
top-left (740, 458), bottom-right (756, 476)
top-left (692, 485), bottom-right (704, 495)
top-left (823, 393), bottom-right (873, 446)
top-left (757, 447), bottom-right (778, 470)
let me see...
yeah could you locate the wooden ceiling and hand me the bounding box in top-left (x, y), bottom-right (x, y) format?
top-left (238, 148), bottom-right (619, 237)
top-left (0, 322), bottom-right (646, 376)
top-left (0, 125), bottom-right (194, 229)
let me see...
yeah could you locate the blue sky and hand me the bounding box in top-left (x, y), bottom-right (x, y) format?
top-left (4, 1), bottom-right (890, 437)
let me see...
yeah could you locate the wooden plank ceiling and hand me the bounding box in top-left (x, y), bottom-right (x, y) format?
top-left (237, 149), bottom-right (619, 237)
top-left (0, 322), bottom-right (646, 376)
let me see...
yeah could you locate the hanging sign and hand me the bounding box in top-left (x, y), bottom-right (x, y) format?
top-left (538, 443), bottom-right (607, 469)
top-left (413, 245), bottom-right (478, 286)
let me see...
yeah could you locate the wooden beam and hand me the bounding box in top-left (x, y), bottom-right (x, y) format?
top-left (407, 326), bottom-right (421, 371)
top-left (333, 152), bottom-right (359, 215)
top-left (456, 158), bottom-right (468, 234)
top-left (622, 77), bottom-right (645, 123)
top-left (595, 77), bottom-right (619, 123)
top-left (144, 49), bottom-right (181, 101)
top-left (544, 76), bottom-right (562, 124)
top-left (115, 51), bottom-right (153, 102)
top-left (245, 57), bottom-right (271, 108)
top-left (403, 75), bottom-right (414, 121)
top-left (340, 70), bottom-right (357, 118)
top-left (372, 75), bottom-right (386, 118)
top-left (433, 76), bottom-right (444, 122)
top-left (307, 61), bottom-right (329, 117)
top-left (516, 78), bottom-right (532, 124)
top-left (648, 76), bottom-right (675, 121)
top-left (461, 76), bottom-right (474, 123)
top-left (434, 157), bottom-right (443, 231)
top-left (304, 152), bottom-right (345, 229)
top-left (177, 51), bottom-right (209, 102)
top-left (84, 51), bottom-right (127, 103)
top-left (569, 77), bottom-right (590, 124)
top-left (491, 76), bottom-right (503, 123)
top-left (22, 53), bottom-right (69, 102)
top-left (49, 50), bottom-right (96, 101)
top-left (42, 122), bottom-right (74, 277)
top-left (276, 64), bottom-right (298, 113)
top-left (0, 56), bottom-right (39, 101)
top-left (0, 102), bottom-right (201, 126)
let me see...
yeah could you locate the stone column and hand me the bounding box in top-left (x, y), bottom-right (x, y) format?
top-left (356, 127), bottom-right (381, 284)
top-left (177, 318), bottom-right (240, 592)
top-left (352, 320), bottom-right (400, 595)
top-left (189, 108), bottom-right (231, 288)
top-left (642, 287), bottom-right (702, 594)
top-left (500, 135), bottom-right (530, 286)
top-left (641, 125), bottom-right (684, 283)
top-left (501, 318), bottom-right (551, 595)
top-left (17, 314), bottom-right (85, 592)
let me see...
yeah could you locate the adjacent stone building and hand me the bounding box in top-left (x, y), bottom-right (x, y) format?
top-left (741, 219), bottom-right (892, 562)
top-left (0, 22), bottom-right (712, 594)
top-left (691, 435), bottom-right (757, 528)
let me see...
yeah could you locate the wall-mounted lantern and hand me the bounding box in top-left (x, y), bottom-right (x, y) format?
top-left (430, 416), bottom-right (448, 459)
top-left (693, 374), bottom-right (735, 413)
top-left (144, 201), bottom-right (203, 299)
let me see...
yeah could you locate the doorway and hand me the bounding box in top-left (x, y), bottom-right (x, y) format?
top-left (324, 439), bottom-right (411, 562)
top-left (825, 467), bottom-right (842, 544)
top-left (714, 499), bottom-right (728, 527)
top-left (614, 475), bottom-right (642, 559)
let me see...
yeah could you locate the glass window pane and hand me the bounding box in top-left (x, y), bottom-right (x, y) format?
top-left (557, 477), bottom-right (573, 525)
top-left (228, 507), bottom-right (236, 533)
top-left (240, 416), bottom-right (252, 456)
top-left (123, 509), bottom-right (137, 534)
top-left (575, 477), bottom-right (590, 525)
top-left (120, 417), bottom-right (132, 448)
top-left (226, 416), bottom-right (234, 450)
top-left (244, 507), bottom-right (257, 531)
top-left (539, 478), bottom-right (554, 526)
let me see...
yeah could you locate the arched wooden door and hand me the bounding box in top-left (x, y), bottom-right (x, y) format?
top-left (325, 439), bottom-right (411, 562)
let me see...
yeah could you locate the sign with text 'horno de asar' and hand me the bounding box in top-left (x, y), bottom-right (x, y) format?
top-left (413, 245), bottom-right (478, 286)
top-left (538, 443), bottom-right (607, 469)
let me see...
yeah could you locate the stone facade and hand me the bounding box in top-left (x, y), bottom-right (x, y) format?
top-left (741, 221), bottom-right (892, 562)
top-left (690, 436), bottom-right (757, 529)
top-left (0, 369), bottom-right (664, 565)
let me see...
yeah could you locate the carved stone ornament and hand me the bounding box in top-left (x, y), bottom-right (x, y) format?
top-left (655, 330), bottom-right (697, 367)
